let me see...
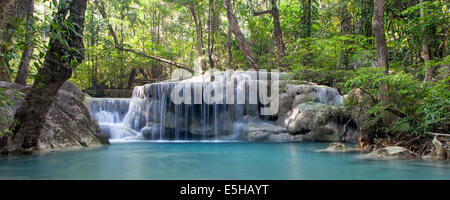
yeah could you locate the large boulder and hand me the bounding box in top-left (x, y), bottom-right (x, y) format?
top-left (316, 142), bottom-right (360, 153)
top-left (0, 81), bottom-right (109, 151)
top-left (279, 102), bottom-right (359, 143)
top-left (275, 83), bottom-right (359, 143)
top-left (232, 116), bottom-right (293, 142)
top-left (366, 146), bottom-right (416, 160)
top-left (423, 136), bottom-right (449, 161)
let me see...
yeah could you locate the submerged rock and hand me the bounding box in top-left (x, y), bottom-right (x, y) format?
top-left (316, 142), bottom-right (360, 153)
top-left (366, 146), bottom-right (416, 160)
top-left (0, 81), bottom-right (109, 151)
top-left (140, 124), bottom-right (152, 139)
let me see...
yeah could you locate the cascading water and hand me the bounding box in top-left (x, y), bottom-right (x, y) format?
top-left (88, 71), bottom-right (345, 141)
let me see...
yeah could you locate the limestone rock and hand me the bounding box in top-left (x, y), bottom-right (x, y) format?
top-left (316, 142), bottom-right (360, 153)
top-left (280, 102), bottom-right (359, 143)
top-left (423, 136), bottom-right (449, 161)
top-left (366, 146), bottom-right (416, 160)
top-left (0, 81), bottom-right (109, 151)
top-left (232, 116), bottom-right (293, 142)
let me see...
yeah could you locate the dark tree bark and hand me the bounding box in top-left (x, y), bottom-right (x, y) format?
top-left (421, 0), bottom-right (435, 82)
top-left (127, 68), bottom-right (137, 89)
top-left (2, 0), bottom-right (87, 154)
top-left (189, 4), bottom-right (204, 74)
top-left (0, 0), bottom-right (26, 82)
top-left (360, 0), bottom-right (374, 38)
top-left (14, 0), bottom-right (34, 85)
top-left (250, 0), bottom-right (286, 68)
top-left (207, 0), bottom-right (218, 73)
top-left (224, 0), bottom-right (258, 69)
top-left (372, 0), bottom-right (394, 127)
top-left (373, 0), bottom-right (388, 73)
top-left (300, 0), bottom-right (312, 38)
top-left (339, 0), bottom-right (352, 69)
top-left (227, 20), bottom-right (233, 70)
top-left (207, 0), bottom-right (216, 80)
top-left (271, 0), bottom-right (285, 60)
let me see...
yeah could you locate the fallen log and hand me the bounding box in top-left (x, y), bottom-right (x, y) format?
top-left (426, 132), bottom-right (450, 137)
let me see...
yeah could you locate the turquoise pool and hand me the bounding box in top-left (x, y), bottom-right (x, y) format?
top-left (0, 142), bottom-right (449, 180)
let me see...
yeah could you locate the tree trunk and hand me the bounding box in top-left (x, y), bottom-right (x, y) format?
top-left (421, 0), bottom-right (435, 82)
top-left (189, 4), bottom-right (204, 74)
top-left (373, 0), bottom-right (388, 73)
top-left (207, 0), bottom-right (215, 71)
top-left (300, 0), bottom-right (312, 38)
top-left (339, 0), bottom-right (352, 69)
top-left (2, 0), bottom-right (87, 155)
top-left (271, 0), bottom-right (286, 67)
top-left (372, 0), bottom-right (394, 127)
top-left (224, 0), bottom-right (258, 69)
top-left (14, 0), bottom-right (34, 85)
top-left (360, 0), bottom-right (374, 38)
top-left (251, 0), bottom-right (286, 67)
top-left (227, 20), bottom-right (233, 70)
top-left (127, 68), bottom-right (137, 89)
top-left (0, 0), bottom-right (26, 82)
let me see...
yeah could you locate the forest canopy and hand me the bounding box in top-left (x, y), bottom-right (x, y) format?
top-left (1, 0), bottom-right (446, 90)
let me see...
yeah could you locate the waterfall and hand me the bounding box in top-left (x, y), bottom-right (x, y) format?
top-left (89, 71), bottom-right (345, 141)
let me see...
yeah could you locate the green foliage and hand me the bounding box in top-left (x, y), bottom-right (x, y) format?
top-left (287, 34), bottom-right (374, 85)
top-left (0, 88), bottom-right (19, 136)
top-left (344, 67), bottom-right (449, 136)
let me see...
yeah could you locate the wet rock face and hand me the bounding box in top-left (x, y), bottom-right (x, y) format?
top-left (276, 83), bottom-right (359, 143)
top-left (232, 116), bottom-right (293, 142)
top-left (279, 102), bottom-right (359, 143)
top-left (0, 81), bottom-right (109, 151)
top-left (423, 136), bottom-right (449, 161)
top-left (366, 146), bottom-right (416, 160)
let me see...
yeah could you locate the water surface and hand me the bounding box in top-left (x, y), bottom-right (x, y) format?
top-left (0, 142), bottom-right (449, 180)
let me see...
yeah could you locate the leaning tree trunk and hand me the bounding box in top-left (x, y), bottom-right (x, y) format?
top-left (14, 0), bottom-right (35, 85)
top-left (224, 0), bottom-right (258, 69)
top-left (2, 0), bottom-right (87, 155)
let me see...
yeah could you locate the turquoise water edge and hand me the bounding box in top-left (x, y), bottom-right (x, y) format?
top-left (0, 142), bottom-right (449, 180)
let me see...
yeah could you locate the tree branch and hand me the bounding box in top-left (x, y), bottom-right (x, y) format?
top-left (93, 0), bottom-right (193, 74)
top-left (249, 1), bottom-right (273, 16)
top-left (385, 107), bottom-right (407, 118)
top-left (426, 132), bottom-right (450, 137)
top-left (254, 9), bottom-right (273, 16)
top-left (118, 47), bottom-right (194, 73)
